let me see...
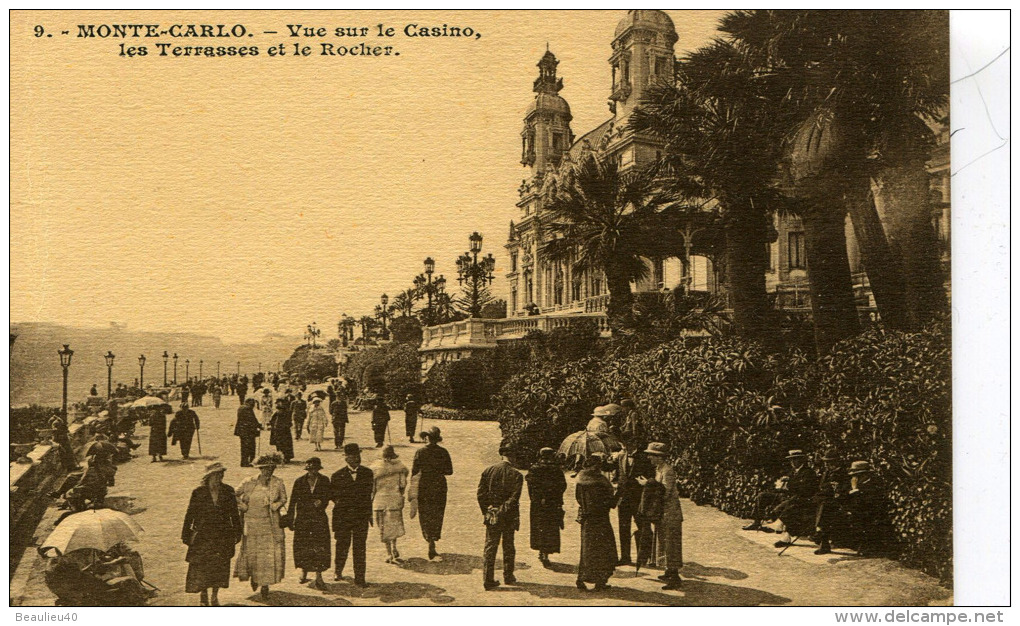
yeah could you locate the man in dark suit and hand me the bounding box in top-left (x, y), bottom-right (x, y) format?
top-left (330, 442), bottom-right (374, 586)
top-left (613, 434), bottom-right (654, 566)
top-left (477, 444), bottom-right (523, 590)
top-left (330, 395), bottom-right (349, 449)
top-left (233, 399), bottom-right (261, 467)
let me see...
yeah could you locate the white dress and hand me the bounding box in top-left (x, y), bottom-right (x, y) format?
top-left (306, 405), bottom-right (328, 444)
top-left (370, 459), bottom-right (408, 542)
top-left (234, 475), bottom-right (287, 585)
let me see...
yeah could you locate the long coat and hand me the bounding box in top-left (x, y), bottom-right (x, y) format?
top-left (148, 405), bottom-right (171, 456)
top-left (168, 408), bottom-right (199, 449)
top-left (525, 461), bottom-right (567, 554)
top-left (182, 483), bottom-right (242, 592)
top-left (284, 473), bottom-right (332, 572)
top-left (575, 468), bottom-right (617, 583)
top-left (777, 464), bottom-right (818, 536)
top-left (411, 444), bottom-right (453, 542)
top-left (269, 410), bottom-right (294, 460)
top-left (234, 405), bottom-right (261, 439)
top-left (648, 463), bottom-right (684, 569)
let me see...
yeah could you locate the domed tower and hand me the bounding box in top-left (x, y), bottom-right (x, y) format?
top-left (521, 49), bottom-right (573, 175)
top-left (609, 10), bottom-right (678, 122)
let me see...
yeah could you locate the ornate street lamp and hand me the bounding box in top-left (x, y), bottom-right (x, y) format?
top-left (185, 358), bottom-right (190, 381)
top-left (104, 351), bottom-right (115, 398)
top-left (376, 293), bottom-right (392, 339)
top-left (138, 354), bottom-right (146, 389)
top-left (162, 351), bottom-right (169, 386)
top-left (58, 344), bottom-right (73, 423)
top-left (173, 353), bottom-right (179, 385)
top-left (199, 359), bottom-right (203, 379)
top-left (457, 231), bottom-right (496, 317)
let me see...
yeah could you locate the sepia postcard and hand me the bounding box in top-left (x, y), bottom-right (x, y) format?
top-left (8, 9), bottom-right (1010, 614)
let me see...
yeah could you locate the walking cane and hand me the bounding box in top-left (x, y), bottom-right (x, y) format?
top-left (194, 414), bottom-right (202, 456)
top-left (386, 421), bottom-right (392, 445)
top-left (777, 536), bottom-right (800, 557)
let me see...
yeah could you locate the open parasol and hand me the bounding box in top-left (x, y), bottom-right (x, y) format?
top-left (42, 509), bottom-right (143, 554)
top-left (130, 396), bottom-right (167, 409)
top-left (307, 389), bottom-right (328, 401)
top-left (557, 430), bottom-right (621, 459)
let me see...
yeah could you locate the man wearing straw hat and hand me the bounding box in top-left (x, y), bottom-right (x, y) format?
top-left (843, 460), bottom-right (893, 557)
top-left (742, 449), bottom-right (818, 544)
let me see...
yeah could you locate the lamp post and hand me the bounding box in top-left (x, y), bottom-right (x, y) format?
top-left (173, 353), bottom-right (179, 385)
top-left (375, 293), bottom-right (392, 339)
top-left (414, 257), bottom-right (448, 326)
top-left (58, 344), bottom-right (73, 423)
top-left (185, 359), bottom-right (190, 381)
top-left (457, 231), bottom-right (496, 318)
top-left (104, 351), bottom-right (115, 399)
top-left (138, 354), bottom-right (146, 389)
top-left (236, 361), bottom-right (240, 376)
top-left (199, 359), bottom-right (203, 380)
top-left (162, 351), bottom-right (169, 386)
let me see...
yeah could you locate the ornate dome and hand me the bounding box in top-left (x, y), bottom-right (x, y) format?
top-left (614, 9), bottom-right (677, 40)
top-left (525, 92), bottom-right (571, 118)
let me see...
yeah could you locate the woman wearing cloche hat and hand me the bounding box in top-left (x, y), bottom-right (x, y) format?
top-left (181, 462), bottom-right (242, 606)
top-left (636, 442), bottom-right (684, 590)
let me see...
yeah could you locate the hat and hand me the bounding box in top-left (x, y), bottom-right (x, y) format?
top-left (420, 426), bottom-right (442, 442)
top-left (203, 461), bottom-right (227, 479)
top-left (382, 445), bottom-right (399, 460)
top-left (305, 457), bottom-right (322, 470)
top-left (539, 447), bottom-right (555, 460)
top-left (253, 453), bottom-right (283, 468)
top-left (343, 443), bottom-right (361, 456)
top-left (311, 397), bottom-right (322, 404)
top-left (406, 394), bottom-right (414, 400)
top-left (785, 449), bottom-right (807, 459)
top-left (820, 448), bottom-right (840, 462)
top-left (848, 460), bottom-right (873, 475)
top-left (644, 442), bottom-right (668, 456)
top-left (592, 404), bottom-right (623, 417)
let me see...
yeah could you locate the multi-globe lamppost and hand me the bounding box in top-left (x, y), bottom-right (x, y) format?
top-left (104, 351), bottom-right (115, 399)
top-left (456, 231), bottom-right (496, 318)
top-left (413, 257), bottom-right (447, 326)
top-left (375, 293), bottom-right (392, 340)
top-left (58, 344), bottom-right (73, 423)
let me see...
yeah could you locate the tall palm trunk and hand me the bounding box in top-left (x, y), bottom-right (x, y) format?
top-left (845, 183), bottom-right (911, 330)
top-left (873, 160), bottom-right (948, 328)
top-left (604, 265), bottom-right (635, 332)
top-left (725, 204), bottom-right (770, 340)
top-left (801, 206), bottom-right (861, 355)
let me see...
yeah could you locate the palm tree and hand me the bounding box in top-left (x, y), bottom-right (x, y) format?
top-left (540, 152), bottom-right (678, 331)
top-left (721, 10), bottom-right (948, 346)
top-left (357, 316), bottom-right (378, 344)
top-left (631, 38), bottom-right (794, 341)
top-left (390, 289), bottom-right (416, 318)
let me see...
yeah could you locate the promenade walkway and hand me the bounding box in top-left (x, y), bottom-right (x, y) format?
top-left (12, 394), bottom-right (951, 606)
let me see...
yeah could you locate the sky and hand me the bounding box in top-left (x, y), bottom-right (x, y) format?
top-left (10, 10), bottom-right (726, 343)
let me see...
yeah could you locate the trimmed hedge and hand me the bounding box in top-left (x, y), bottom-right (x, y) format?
top-left (342, 343), bottom-right (422, 407)
top-left (420, 404), bottom-right (498, 422)
top-left (494, 318), bottom-right (952, 584)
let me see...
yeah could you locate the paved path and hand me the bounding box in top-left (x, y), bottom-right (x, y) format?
top-left (14, 395), bottom-right (951, 606)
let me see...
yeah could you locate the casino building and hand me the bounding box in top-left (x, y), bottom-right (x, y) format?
top-left (419, 9), bottom-right (950, 367)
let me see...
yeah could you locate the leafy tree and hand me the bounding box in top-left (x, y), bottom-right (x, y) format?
top-left (480, 299), bottom-right (508, 319)
top-left (389, 315), bottom-right (423, 346)
top-left (283, 345), bottom-right (337, 383)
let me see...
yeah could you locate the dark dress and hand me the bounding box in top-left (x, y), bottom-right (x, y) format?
top-left (182, 483), bottom-right (242, 592)
top-left (269, 409), bottom-right (294, 461)
top-left (148, 405), bottom-right (170, 456)
top-left (525, 460), bottom-right (567, 554)
top-left (285, 473), bottom-right (332, 572)
top-left (371, 403), bottom-right (390, 446)
top-left (403, 401), bottom-right (420, 438)
top-left (575, 468), bottom-right (618, 584)
top-left (411, 444), bottom-right (453, 542)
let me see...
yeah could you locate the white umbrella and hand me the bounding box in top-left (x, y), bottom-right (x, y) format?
top-left (42, 509), bottom-right (143, 554)
top-left (130, 396), bottom-right (167, 408)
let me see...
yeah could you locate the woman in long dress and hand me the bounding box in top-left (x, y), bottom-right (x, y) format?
top-left (258, 389), bottom-right (274, 427)
top-left (269, 400), bottom-right (294, 463)
top-left (575, 454), bottom-right (617, 592)
top-left (305, 397), bottom-right (328, 452)
top-left (370, 445), bottom-right (408, 564)
top-left (284, 457), bottom-right (331, 589)
top-left (148, 402), bottom-right (170, 462)
top-left (410, 426), bottom-right (453, 561)
top-left (525, 447), bottom-right (567, 567)
top-left (637, 442), bottom-right (684, 590)
top-left (235, 453), bottom-right (288, 600)
top-left (181, 462), bottom-right (242, 606)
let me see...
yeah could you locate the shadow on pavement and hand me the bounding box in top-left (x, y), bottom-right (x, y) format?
top-left (513, 579), bottom-right (791, 606)
top-left (681, 562), bottom-right (749, 581)
top-left (543, 560), bottom-right (577, 575)
top-left (322, 580), bottom-right (453, 604)
top-left (249, 590), bottom-right (354, 606)
top-left (400, 553), bottom-right (530, 576)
